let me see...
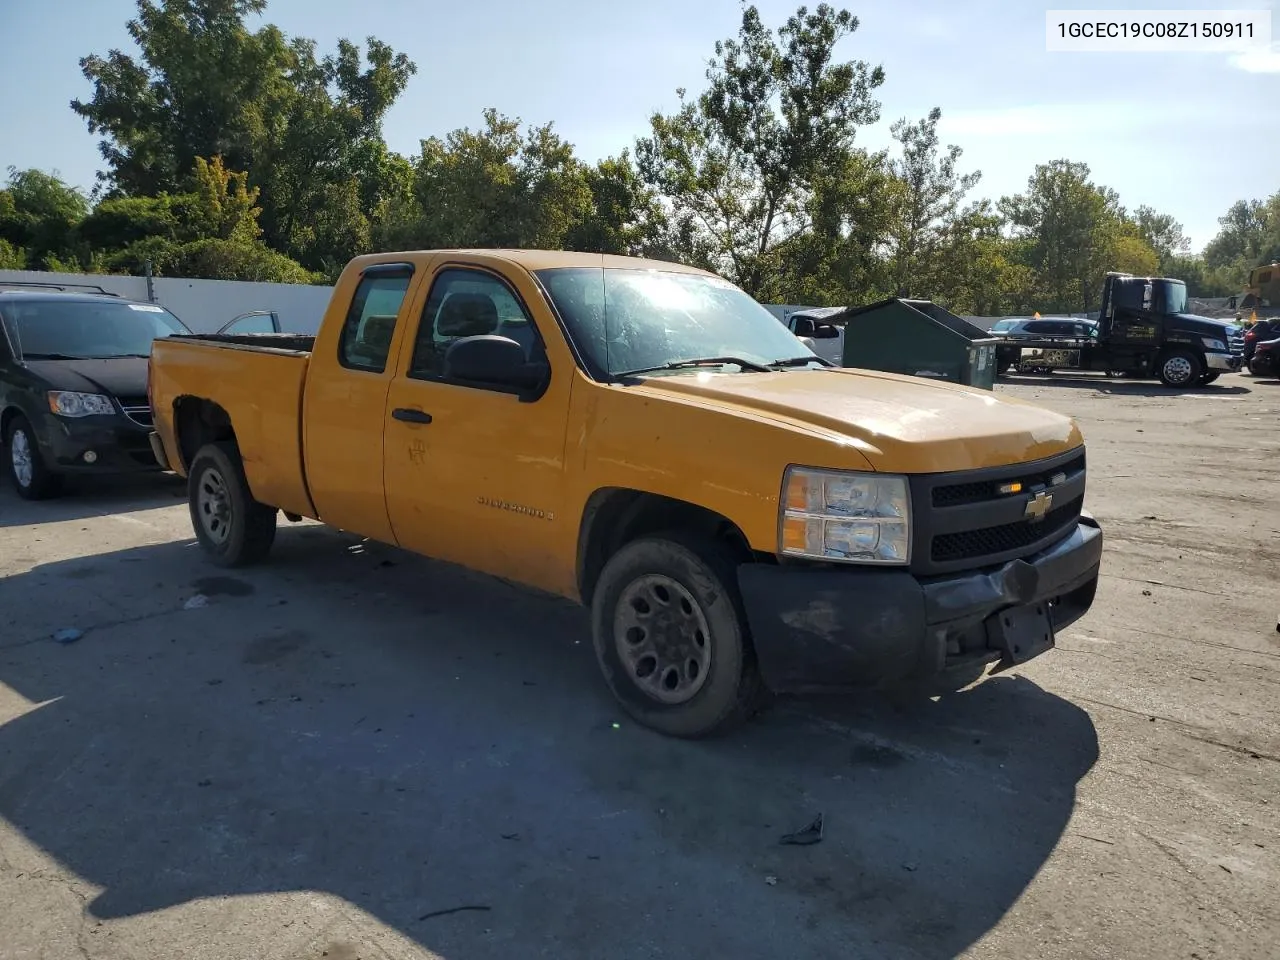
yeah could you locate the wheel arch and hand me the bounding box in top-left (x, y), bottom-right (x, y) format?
top-left (576, 487), bottom-right (759, 607)
top-left (172, 395), bottom-right (237, 472)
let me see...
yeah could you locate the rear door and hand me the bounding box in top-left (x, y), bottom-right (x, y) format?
top-left (302, 260), bottom-right (429, 542)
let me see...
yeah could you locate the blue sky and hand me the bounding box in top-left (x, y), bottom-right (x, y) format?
top-left (0, 0), bottom-right (1276, 250)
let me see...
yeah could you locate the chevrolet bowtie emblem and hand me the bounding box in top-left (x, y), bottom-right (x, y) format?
top-left (1024, 491), bottom-right (1053, 522)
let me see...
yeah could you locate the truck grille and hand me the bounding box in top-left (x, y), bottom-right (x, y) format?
top-left (1228, 330), bottom-right (1245, 356)
top-left (909, 447), bottom-right (1087, 577)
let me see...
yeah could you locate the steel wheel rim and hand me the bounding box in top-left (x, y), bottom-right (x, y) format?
top-left (11, 429), bottom-right (33, 489)
top-left (196, 466), bottom-right (233, 545)
top-left (614, 573), bottom-right (713, 705)
top-left (1163, 356), bottom-right (1193, 384)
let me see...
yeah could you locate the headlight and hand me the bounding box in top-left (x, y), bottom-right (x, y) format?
top-left (1201, 337), bottom-right (1226, 352)
top-left (780, 466), bottom-right (911, 565)
top-left (47, 391), bottom-right (116, 417)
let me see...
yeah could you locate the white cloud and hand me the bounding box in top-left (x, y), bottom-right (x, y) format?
top-left (1229, 43), bottom-right (1280, 73)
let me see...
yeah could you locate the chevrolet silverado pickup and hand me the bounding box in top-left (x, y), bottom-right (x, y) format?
top-left (148, 249), bottom-right (1103, 738)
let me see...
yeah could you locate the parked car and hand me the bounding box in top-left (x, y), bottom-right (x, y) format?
top-left (1243, 317), bottom-right (1280, 366)
top-left (1248, 336), bottom-right (1280, 378)
top-left (147, 248), bottom-right (1103, 740)
top-left (0, 289), bottom-right (192, 498)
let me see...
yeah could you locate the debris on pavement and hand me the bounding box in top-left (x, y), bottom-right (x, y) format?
top-left (764, 875), bottom-right (778, 886)
top-left (183, 594), bottom-right (209, 610)
top-left (52, 627), bottom-right (83, 644)
top-left (779, 813), bottom-right (824, 846)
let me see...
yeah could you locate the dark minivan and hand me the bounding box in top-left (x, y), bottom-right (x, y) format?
top-left (0, 289), bottom-right (191, 499)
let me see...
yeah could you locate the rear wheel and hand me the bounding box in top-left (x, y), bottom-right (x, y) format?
top-left (187, 441), bottom-right (277, 567)
top-left (1158, 349), bottom-right (1203, 388)
top-left (590, 532), bottom-right (768, 738)
top-left (5, 414), bottom-right (62, 500)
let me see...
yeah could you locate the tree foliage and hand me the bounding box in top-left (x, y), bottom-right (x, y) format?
top-left (636, 3), bottom-right (884, 295)
top-left (0, 0), bottom-right (1264, 312)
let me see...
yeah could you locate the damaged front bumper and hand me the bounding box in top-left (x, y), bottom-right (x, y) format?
top-left (736, 513), bottom-right (1103, 693)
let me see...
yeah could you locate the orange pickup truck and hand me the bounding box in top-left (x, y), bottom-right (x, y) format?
top-left (148, 249), bottom-right (1103, 738)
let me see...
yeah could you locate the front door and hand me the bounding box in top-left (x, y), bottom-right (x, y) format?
top-left (382, 261), bottom-right (575, 596)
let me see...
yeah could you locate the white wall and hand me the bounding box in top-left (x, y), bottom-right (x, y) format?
top-left (0, 269), bottom-right (335, 334)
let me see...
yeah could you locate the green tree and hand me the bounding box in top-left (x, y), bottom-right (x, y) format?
top-left (1202, 192), bottom-right (1280, 294)
top-left (72, 0), bottom-right (416, 268)
top-left (0, 238), bottom-right (26, 269)
top-left (885, 107), bottom-right (982, 296)
top-left (0, 168), bottom-right (92, 269)
top-left (1130, 204), bottom-right (1189, 274)
top-left (563, 152), bottom-right (671, 257)
top-left (1000, 160), bottom-right (1158, 312)
top-left (635, 3), bottom-right (885, 296)
top-left (380, 109), bottom-right (593, 252)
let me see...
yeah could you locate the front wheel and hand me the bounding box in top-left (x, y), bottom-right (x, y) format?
top-left (590, 533), bottom-right (767, 738)
top-left (1158, 349), bottom-right (1203, 388)
top-left (187, 442), bottom-right (277, 567)
top-left (5, 414), bottom-right (62, 500)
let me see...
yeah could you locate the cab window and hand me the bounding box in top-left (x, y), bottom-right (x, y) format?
top-left (407, 268), bottom-right (543, 383)
top-left (339, 268), bottom-right (413, 373)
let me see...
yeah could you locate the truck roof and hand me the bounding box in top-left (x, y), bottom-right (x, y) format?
top-left (348, 248), bottom-right (719, 276)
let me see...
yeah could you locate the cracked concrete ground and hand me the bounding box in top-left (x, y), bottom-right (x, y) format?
top-left (1, 372), bottom-right (1277, 960)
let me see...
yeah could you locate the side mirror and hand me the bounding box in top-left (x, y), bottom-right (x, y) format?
top-left (443, 335), bottom-right (547, 390)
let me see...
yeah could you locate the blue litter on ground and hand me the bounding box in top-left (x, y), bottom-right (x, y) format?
top-left (53, 628), bottom-right (84, 644)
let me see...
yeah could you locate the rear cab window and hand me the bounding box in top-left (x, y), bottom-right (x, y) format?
top-left (338, 265), bottom-right (415, 373)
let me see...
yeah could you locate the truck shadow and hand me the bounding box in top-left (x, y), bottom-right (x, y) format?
top-left (999, 373), bottom-right (1252, 396)
top-left (0, 472), bottom-right (186, 528)
top-left (0, 528), bottom-right (1098, 959)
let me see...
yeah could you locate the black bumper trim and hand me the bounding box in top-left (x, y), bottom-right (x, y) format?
top-left (736, 515), bottom-right (1102, 694)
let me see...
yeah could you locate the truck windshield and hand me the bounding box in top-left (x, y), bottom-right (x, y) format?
top-left (535, 267), bottom-right (814, 377)
top-left (1, 299), bottom-right (189, 359)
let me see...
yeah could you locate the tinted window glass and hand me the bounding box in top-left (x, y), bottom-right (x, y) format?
top-left (339, 272), bottom-right (412, 373)
top-left (223, 313), bottom-right (277, 335)
top-left (408, 269), bottom-right (541, 381)
top-left (0, 298), bottom-right (188, 359)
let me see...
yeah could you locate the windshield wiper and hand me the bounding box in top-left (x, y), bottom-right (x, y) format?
top-left (616, 356), bottom-right (774, 377)
top-left (20, 352), bottom-right (87, 360)
top-left (770, 355), bottom-right (832, 368)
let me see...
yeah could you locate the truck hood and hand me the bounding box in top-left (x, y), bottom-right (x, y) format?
top-left (1172, 313), bottom-right (1238, 334)
top-left (22, 357), bottom-right (148, 400)
top-left (632, 368), bottom-right (1083, 473)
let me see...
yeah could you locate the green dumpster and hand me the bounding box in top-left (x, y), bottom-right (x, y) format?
top-left (828, 297), bottom-right (999, 390)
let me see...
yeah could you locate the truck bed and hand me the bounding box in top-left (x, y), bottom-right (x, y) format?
top-left (150, 334), bottom-right (316, 518)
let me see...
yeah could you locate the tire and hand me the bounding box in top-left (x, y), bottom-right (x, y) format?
top-left (1157, 349), bottom-right (1203, 388)
top-left (5, 414), bottom-right (63, 500)
top-left (590, 532), bottom-right (768, 738)
top-left (187, 441), bottom-right (277, 567)
top-left (1249, 356), bottom-right (1272, 377)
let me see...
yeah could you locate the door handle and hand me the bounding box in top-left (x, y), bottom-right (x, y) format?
top-left (392, 407), bottom-right (433, 424)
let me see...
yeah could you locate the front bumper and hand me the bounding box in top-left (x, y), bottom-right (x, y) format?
top-left (34, 410), bottom-right (161, 475)
top-left (1206, 351), bottom-right (1242, 372)
top-left (737, 514), bottom-right (1103, 693)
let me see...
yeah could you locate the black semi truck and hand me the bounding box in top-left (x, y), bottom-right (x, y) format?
top-left (997, 272), bottom-right (1245, 388)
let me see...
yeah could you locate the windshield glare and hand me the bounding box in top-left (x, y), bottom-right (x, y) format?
top-left (2, 299), bottom-right (189, 359)
top-left (535, 267), bottom-right (815, 377)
